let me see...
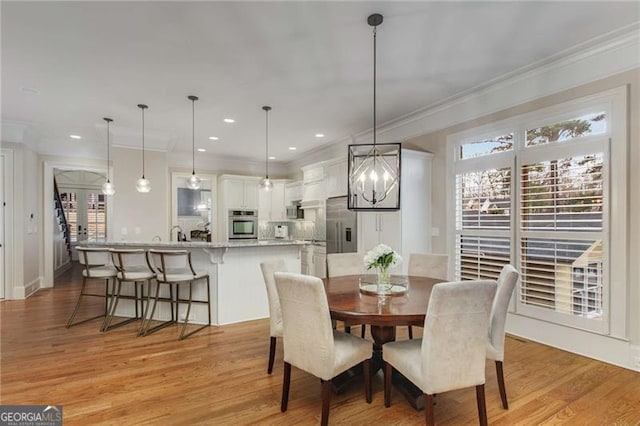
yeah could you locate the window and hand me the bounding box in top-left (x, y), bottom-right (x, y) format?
top-left (450, 88), bottom-right (626, 335)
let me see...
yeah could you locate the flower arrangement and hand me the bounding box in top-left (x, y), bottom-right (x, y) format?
top-left (364, 244), bottom-right (402, 285)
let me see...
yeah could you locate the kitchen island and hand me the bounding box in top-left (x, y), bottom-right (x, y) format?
top-left (87, 240), bottom-right (306, 325)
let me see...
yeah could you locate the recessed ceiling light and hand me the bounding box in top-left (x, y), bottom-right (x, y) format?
top-left (209, 136), bottom-right (219, 140)
top-left (288, 146), bottom-right (297, 151)
top-left (223, 118), bottom-right (235, 123)
top-left (315, 133), bottom-right (325, 138)
top-left (197, 148), bottom-right (206, 152)
top-left (70, 135), bottom-right (82, 140)
top-left (269, 156), bottom-right (276, 160)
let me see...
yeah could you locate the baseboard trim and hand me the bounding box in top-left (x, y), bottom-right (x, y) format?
top-left (54, 261), bottom-right (72, 279)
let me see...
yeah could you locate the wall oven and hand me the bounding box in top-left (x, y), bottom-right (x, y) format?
top-left (228, 210), bottom-right (258, 240)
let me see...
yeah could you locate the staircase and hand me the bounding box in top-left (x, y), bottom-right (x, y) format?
top-left (54, 178), bottom-right (72, 258)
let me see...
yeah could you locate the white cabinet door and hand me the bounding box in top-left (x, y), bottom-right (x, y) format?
top-left (285, 181), bottom-right (303, 205)
top-left (359, 212), bottom-right (380, 253)
top-left (258, 182), bottom-right (285, 220)
top-left (243, 180), bottom-right (259, 210)
top-left (358, 211), bottom-right (401, 254)
top-left (303, 181), bottom-right (325, 202)
top-left (258, 186), bottom-right (271, 220)
top-left (312, 253), bottom-right (327, 278)
top-left (325, 161), bottom-right (348, 198)
top-left (378, 211), bottom-right (401, 250)
top-left (271, 182), bottom-right (285, 220)
top-left (225, 179), bottom-right (246, 209)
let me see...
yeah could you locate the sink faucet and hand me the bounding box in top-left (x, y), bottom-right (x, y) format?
top-left (170, 225), bottom-right (184, 242)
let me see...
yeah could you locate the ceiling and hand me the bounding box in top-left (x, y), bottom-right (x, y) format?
top-left (2, 1), bottom-right (638, 163)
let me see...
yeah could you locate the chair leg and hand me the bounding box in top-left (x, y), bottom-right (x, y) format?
top-left (138, 280), bottom-right (156, 337)
top-left (476, 384), bottom-right (488, 426)
top-left (363, 358), bottom-right (372, 403)
top-left (281, 362), bottom-right (291, 412)
top-left (320, 379), bottom-right (331, 426)
top-left (384, 362), bottom-right (392, 407)
top-left (361, 324), bottom-right (366, 338)
top-left (496, 360), bottom-right (508, 409)
top-left (268, 336), bottom-right (277, 374)
top-left (425, 393), bottom-right (435, 425)
top-left (179, 282), bottom-right (194, 340)
top-left (66, 276), bottom-right (88, 328)
top-left (408, 325), bottom-right (413, 339)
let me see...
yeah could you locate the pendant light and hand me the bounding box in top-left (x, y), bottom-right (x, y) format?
top-left (101, 117), bottom-right (115, 195)
top-left (260, 105), bottom-right (273, 190)
top-left (347, 13), bottom-right (401, 210)
top-left (186, 95), bottom-right (201, 190)
top-left (135, 104), bottom-right (151, 193)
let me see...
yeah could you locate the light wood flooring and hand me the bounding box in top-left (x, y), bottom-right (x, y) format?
top-left (1, 265), bottom-right (639, 425)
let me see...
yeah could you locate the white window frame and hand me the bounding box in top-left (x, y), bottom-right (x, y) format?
top-left (447, 86), bottom-right (628, 339)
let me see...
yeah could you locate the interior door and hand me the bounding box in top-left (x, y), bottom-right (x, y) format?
top-left (60, 189), bottom-right (106, 258)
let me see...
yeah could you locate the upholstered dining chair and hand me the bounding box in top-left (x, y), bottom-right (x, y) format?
top-left (274, 272), bottom-right (372, 426)
top-left (488, 264), bottom-right (519, 409)
top-left (260, 259), bottom-right (287, 374)
top-left (67, 247), bottom-right (117, 328)
top-left (383, 280), bottom-right (497, 426)
top-left (326, 253), bottom-right (367, 338)
top-left (143, 249), bottom-right (211, 340)
top-left (103, 248), bottom-right (155, 333)
top-left (406, 253), bottom-right (449, 339)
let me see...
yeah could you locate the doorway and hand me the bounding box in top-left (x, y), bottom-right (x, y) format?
top-left (57, 189), bottom-right (107, 259)
top-left (1, 154), bottom-right (4, 299)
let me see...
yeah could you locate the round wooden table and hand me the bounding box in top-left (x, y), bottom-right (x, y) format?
top-left (324, 274), bottom-right (444, 410)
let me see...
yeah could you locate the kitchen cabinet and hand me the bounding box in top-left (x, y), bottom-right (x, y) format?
top-left (325, 159), bottom-right (348, 198)
top-left (356, 149), bottom-right (433, 274)
top-left (220, 176), bottom-right (259, 210)
top-left (301, 164), bottom-right (326, 203)
top-left (259, 181), bottom-right (286, 221)
top-left (301, 244), bottom-right (326, 278)
top-left (358, 211), bottom-right (401, 253)
top-left (312, 245), bottom-right (327, 279)
top-left (284, 181), bottom-right (303, 205)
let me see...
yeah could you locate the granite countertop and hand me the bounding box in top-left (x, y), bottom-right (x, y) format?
top-left (86, 239), bottom-right (314, 249)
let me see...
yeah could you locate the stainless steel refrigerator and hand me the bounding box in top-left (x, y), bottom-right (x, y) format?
top-left (326, 196), bottom-right (357, 254)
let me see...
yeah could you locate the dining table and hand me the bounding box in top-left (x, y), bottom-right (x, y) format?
top-left (323, 274), bottom-right (444, 410)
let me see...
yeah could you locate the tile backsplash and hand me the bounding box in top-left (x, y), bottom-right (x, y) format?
top-left (259, 220), bottom-right (325, 241)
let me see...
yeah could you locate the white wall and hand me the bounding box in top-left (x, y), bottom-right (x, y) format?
top-left (22, 146), bottom-right (41, 294)
top-left (111, 147), bottom-right (169, 242)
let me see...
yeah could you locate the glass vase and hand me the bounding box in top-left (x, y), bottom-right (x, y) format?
top-left (377, 267), bottom-right (391, 294)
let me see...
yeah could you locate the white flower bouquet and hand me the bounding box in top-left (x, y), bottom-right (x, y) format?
top-left (364, 243), bottom-right (402, 279)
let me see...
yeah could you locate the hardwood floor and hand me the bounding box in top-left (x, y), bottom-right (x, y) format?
top-left (1, 264), bottom-right (639, 425)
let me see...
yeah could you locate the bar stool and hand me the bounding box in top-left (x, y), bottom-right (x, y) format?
top-left (103, 248), bottom-right (155, 334)
top-left (142, 249), bottom-right (211, 340)
top-left (66, 247), bottom-right (117, 329)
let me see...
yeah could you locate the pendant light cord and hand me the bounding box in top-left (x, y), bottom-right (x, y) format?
top-left (192, 98), bottom-right (196, 174)
top-left (141, 107), bottom-right (145, 178)
top-left (265, 108), bottom-right (269, 178)
top-left (373, 25), bottom-right (377, 146)
top-left (106, 120), bottom-right (110, 181)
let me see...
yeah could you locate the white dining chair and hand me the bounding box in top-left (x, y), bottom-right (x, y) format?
top-left (67, 247), bottom-right (117, 329)
top-left (488, 264), bottom-right (519, 409)
top-left (406, 253), bottom-right (449, 339)
top-left (275, 272), bottom-right (372, 426)
top-left (326, 253), bottom-right (367, 338)
top-left (383, 279), bottom-right (497, 426)
top-left (260, 259), bottom-right (287, 374)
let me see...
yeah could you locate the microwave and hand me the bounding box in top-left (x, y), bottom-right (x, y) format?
top-left (228, 209), bottom-right (258, 240)
top-left (286, 204), bottom-right (304, 220)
